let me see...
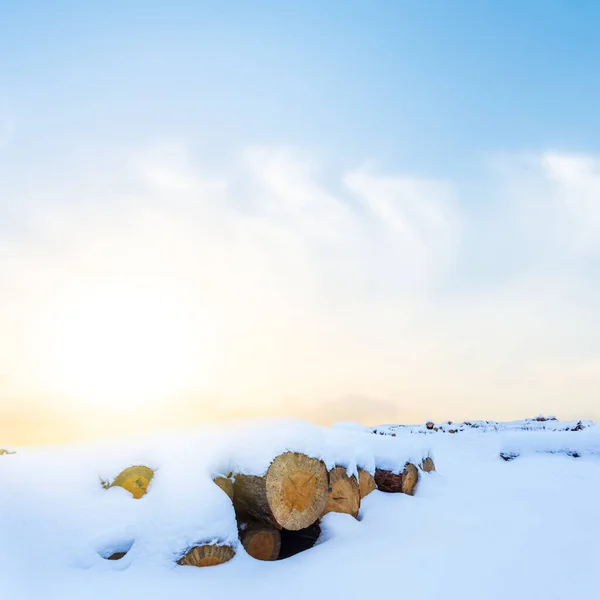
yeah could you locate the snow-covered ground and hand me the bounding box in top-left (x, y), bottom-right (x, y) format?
top-left (1, 418), bottom-right (599, 600)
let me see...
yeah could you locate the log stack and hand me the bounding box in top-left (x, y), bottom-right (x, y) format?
top-left (233, 452), bottom-right (329, 531)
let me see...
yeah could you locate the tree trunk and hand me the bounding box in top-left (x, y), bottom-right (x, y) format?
top-left (233, 452), bottom-right (328, 531)
top-left (323, 466), bottom-right (360, 518)
top-left (105, 465), bottom-right (154, 499)
top-left (419, 457), bottom-right (436, 473)
top-left (214, 476), bottom-right (234, 500)
top-left (177, 544), bottom-right (235, 567)
top-left (241, 523), bottom-right (281, 561)
top-left (358, 469), bottom-right (376, 498)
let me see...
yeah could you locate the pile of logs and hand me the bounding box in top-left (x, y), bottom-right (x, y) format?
top-left (103, 451), bottom-right (435, 567)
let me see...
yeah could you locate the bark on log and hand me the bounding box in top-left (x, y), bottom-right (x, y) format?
top-left (214, 476), bottom-right (234, 500)
top-left (241, 523), bottom-right (281, 561)
top-left (323, 466), bottom-right (360, 518)
top-left (374, 468), bottom-right (403, 493)
top-left (420, 457), bottom-right (436, 473)
top-left (106, 466), bottom-right (154, 499)
top-left (177, 544), bottom-right (235, 567)
top-left (233, 452), bottom-right (328, 531)
top-left (375, 463), bottom-right (420, 495)
top-left (279, 522), bottom-right (321, 560)
top-left (358, 469), bottom-right (376, 499)
top-left (402, 463), bottom-right (419, 495)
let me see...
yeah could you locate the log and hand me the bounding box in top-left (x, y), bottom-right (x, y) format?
top-left (233, 452), bottom-right (328, 531)
top-left (420, 457), bottom-right (436, 473)
top-left (375, 463), bottom-right (419, 495)
top-left (279, 522), bottom-right (321, 560)
top-left (214, 476), bottom-right (234, 500)
top-left (178, 544), bottom-right (235, 567)
top-left (358, 469), bottom-right (376, 498)
top-left (241, 523), bottom-right (281, 561)
top-left (402, 463), bottom-right (419, 495)
top-left (105, 465), bottom-right (154, 499)
top-left (0, 449), bottom-right (15, 455)
top-left (374, 468), bottom-right (403, 493)
top-left (323, 466), bottom-right (360, 518)
top-left (106, 552), bottom-right (127, 560)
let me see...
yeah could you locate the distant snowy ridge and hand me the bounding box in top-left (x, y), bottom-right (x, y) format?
top-left (372, 416), bottom-right (594, 436)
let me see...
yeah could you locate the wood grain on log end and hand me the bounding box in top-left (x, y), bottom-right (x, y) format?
top-left (242, 524), bottom-right (281, 561)
top-left (234, 452), bottom-right (328, 531)
top-left (107, 465), bottom-right (154, 499)
top-left (178, 544), bottom-right (235, 567)
top-left (358, 469), bottom-right (376, 498)
top-left (323, 466), bottom-right (360, 518)
top-left (402, 463), bottom-right (419, 496)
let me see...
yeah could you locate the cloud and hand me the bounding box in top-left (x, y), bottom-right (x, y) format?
top-left (1, 142), bottom-right (599, 444)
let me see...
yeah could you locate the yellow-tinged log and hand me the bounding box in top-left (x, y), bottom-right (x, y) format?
top-left (105, 465), bottom-right (154, 499)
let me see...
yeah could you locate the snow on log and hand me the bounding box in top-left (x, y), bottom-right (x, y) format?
top-left (233, 452), bottom-right (329, 531)
top-left (419, 457), bottom-right (436, 473)
top-left (177, 544), bottom-right (235, 567)
top-left (104, 465), bottom-right (154, 499)
top-left (214, 476), bottom-right (234, 500)
top-left (323, 466), bottom-right (360, 518)
top-left (375, 463), bottom-right (419, 495)
top-left (358, 468), bottom-right (376, 498)
top-left (241, 523), bottom-right (281, 561)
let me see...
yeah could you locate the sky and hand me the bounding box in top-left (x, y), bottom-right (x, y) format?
top-left (1, 1), bottom-right (600, 445)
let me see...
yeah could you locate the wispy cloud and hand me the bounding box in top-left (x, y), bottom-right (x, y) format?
top-left (1, 141), bottom-right (599, 443)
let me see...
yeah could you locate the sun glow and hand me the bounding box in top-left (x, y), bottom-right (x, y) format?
top-left (37, 281), bottom-right (205, 411)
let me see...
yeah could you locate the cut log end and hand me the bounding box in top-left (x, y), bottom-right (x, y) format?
top-left (214, 476), bottom-right (234, 500)
top-left (420, 457), bottom-right (436, 473)
top-left (178, 544), bottom-right (235, 567)
top-left (242, 524), bottom-right (281, 561)
top-left (358, 469), bottom-right (376, 499)
top-left (323, 466), bottom-right (360, 518)
top-left (263, 452), bottom-right (328, 530)
top-left (402, 463), bottom-right (419, 495)
top-left (107, 466), bottom-right (154, 499)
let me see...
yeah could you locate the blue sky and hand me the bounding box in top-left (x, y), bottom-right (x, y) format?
top-left (1, 2), bottom-right (600, 443)
top-left (2, 1), bottom-right (600, 174)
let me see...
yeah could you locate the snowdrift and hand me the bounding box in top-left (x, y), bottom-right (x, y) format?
top-left (1, 417), bottom-right (599, 600)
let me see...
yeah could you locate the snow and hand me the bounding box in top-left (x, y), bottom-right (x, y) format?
top-left (1, 418), bottom-right (599, 599)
